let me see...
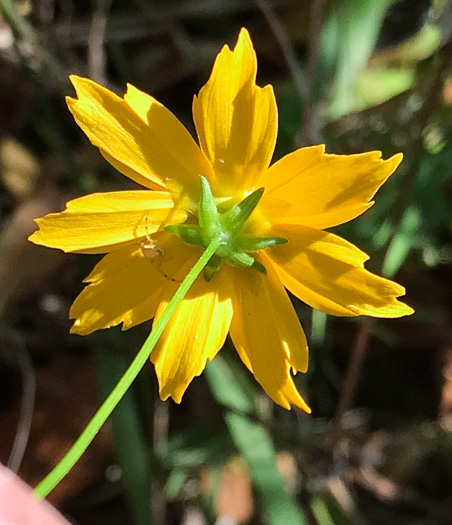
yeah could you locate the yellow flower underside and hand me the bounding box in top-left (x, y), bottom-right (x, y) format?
top-left (29, 28), bottom-right (413, 412)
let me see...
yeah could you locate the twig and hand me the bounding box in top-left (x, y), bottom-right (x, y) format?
top-left (88, 0), bottom-right (113, 84)
top-left (353, 465), bottom-right (452, 521)
top-left (332, 318), bottom-right (374, 440)
top-left (152, 401), bottom-right (169, 525)
top-left (254, 0), bottom-right (306, 106)
top-left (297, 0), bottom-right (328, 146)
top-left (0, 0), bottom-right (68, 87)
top-left (0, 0), bottom-right (39, 45)
top-left (2, 330), bottom-right (36, 473)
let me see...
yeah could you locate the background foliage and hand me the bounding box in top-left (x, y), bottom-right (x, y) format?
top-left (0, 0), bottom-right (451, 524)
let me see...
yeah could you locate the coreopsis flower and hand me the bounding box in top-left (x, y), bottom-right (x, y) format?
top-left (30, 29), bottom-right (413, 412)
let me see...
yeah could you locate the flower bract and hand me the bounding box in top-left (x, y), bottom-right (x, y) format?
top-left (29, 28), bottom-right (413, 412)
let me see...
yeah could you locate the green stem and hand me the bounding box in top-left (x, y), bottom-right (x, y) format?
top-left (34, 239), bottom-right (221, 499)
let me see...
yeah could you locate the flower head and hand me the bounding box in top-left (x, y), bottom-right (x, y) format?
top-left (29, 29), bottom-right (413, 412)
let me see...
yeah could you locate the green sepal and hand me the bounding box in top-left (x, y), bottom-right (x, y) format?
top-left (251, 259), bottom-right (267, 274)
top-left (199, 176), bottom-right (220, 239)
top-left (238, 235), bottom-right (287, 252)
top-left (165, 224), bottom-right (203, 246)
top-left (204, 254), bottom-right (222, 281)
top-left (221, 188), bottom-right (264, 236)
top-left (228, 250), bottom-right (255, 268)
top-left (166, 178), bottom-right (277, 277)
top-left (207, 254), bottom-right (222, 269)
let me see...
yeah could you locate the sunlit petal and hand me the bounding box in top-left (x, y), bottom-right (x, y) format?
top-left (228, 263), bottom-right (310, 412)
top-left (192, 28), bottom-right (277, 196)
top-left (151, 264), bottom-right (233, 403)
top-left (67, 76), bottom-right (213, 200)
top-left (259, 146), bottom-right (402, 229)
top-left (268, 224), bottom-right (414, 317)
top-left (29, 191), bottom-right (186, 253)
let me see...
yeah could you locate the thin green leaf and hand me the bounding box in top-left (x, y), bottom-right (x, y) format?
top-left (319, 0), bottom-right (395, 118)
top-left (206, 353), bottom-right (309, 525)
top-left (382, 205), bottom-right (421, 277)
top-left (95, 348), bottom-right (153, 525)
top-left (225, 412), bottom-right (309, 525)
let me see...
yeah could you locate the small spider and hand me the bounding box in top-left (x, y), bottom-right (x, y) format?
top-left (138, 215), bottom-right (179, 282)
top-left (140, 236), bottom-right (179, 283)
top-left (139, 212), bottom-right (165, 259)
top-left (140, 235), bottom-right (164, 259)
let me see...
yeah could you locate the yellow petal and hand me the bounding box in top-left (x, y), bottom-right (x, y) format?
top-left (70, 233), bottom-right (194, 335)
top-left (29, 191), bottom-right (186, 253)
top-left (259, 145), bottom-right (403, 229)
top-left (228, 263), bottom-right (311, 412)
top-left (192, 28), bottom-right (277, 197)
top-left (67, 76), bottom-right (213, 200)
top-left (151, 263), bottom-right (233, 403)
top-left (268, 224), bottom-right (414, 317)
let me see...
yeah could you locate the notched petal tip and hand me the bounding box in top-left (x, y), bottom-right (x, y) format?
top-left (68, 74), bottom-right (94, 89)
top-left (67, 75), bottom-right (97, 101)
top-left (270, 378), bottom-right (312, 413)
top-left (69, 320), bottom-right (87, 336)
top-left (366, 279), bottom-right (415, 319)
top-left (390, 151), bottom-right (403, 164)
top-left (219, 27), bottom-right (254, 60)
top-left (229, 263), bottom-right (311, 412)
top-left (28, 218), bottom-right (70, 253)
top-left (237, 27), bottom-right (252, 41)
top-left (293, 395), bottom-right (312, 414)
top-left (65, 95), bottom-right (76, 109)
top-left (68, 73), bottom-right (81, 84)
top-left (27, 228), bottom-right (41, 245)
top-left (235, 27), bottom-right (254, 55)
top-left (395, 303), bottom-right (415, 317)
top-left (359, 294), bottom-right (414, 319)
top-left (159, 383), bottom-right (185, 404)
top-left (404, 305), bottom-right (415, 316)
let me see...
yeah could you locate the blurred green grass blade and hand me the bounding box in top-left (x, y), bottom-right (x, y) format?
top-left (319, 0), bottom-right (395, 118)
top-left (311, 495), bottom-right (335, 525)
top-left (206, 351), bottom-right (257, 414)
top-left (225, 412), bottom-right (308, 525)
top-left (95, 348), bottom-right (153, 525)
top-left (162, 423), bottom-right (231, 469)
top-left (206, 354), bottom-right (308, 525)
top-left (354, 68), bottom-right (415, 112)
top-left (311, 309), bottom-right (327, 347)
top-left (0, 0), bottom-right (38, 45)
top-left (165, 468), bottom-right (189, 501)
top-left (382, 205), bottom-right (421, 277)
top-left (311, 493), bottom-right (354, 525)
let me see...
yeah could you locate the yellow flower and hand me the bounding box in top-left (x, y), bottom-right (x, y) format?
top-left (29, 28), bottom-right (413, 412)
